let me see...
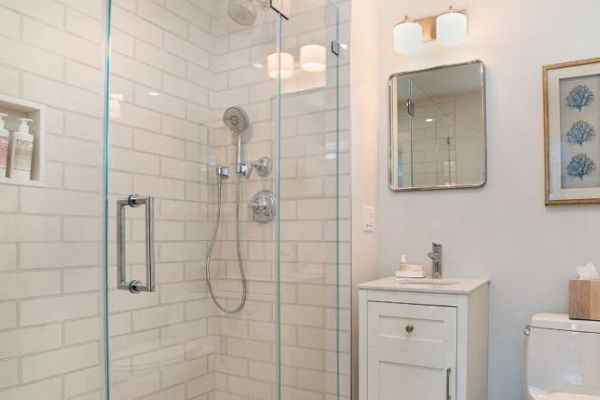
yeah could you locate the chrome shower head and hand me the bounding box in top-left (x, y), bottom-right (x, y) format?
top-left (223, 106), bottom-right (250, 136)
top-left (227, 0), bottom-right (258, 26)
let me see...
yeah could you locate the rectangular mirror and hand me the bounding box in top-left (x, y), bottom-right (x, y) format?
top-left (389, 60), bottom-right (487, 191)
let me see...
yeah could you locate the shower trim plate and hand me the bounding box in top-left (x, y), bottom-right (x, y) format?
top-left (250, 190), bottom-right (277, 223)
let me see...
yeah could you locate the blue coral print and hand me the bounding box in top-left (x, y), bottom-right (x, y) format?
top-left (566, 85), bottom-right (595, 111)
top-left (566, 153), bottom-right (596, 179)
top-left (566, 120), bottom-right (596, 146)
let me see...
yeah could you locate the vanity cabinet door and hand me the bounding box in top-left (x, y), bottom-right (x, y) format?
top-left (367, 302), bottom-right (457, 400)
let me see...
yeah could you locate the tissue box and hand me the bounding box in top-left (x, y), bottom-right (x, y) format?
top-left (569, 279), bottom-right (600, 321)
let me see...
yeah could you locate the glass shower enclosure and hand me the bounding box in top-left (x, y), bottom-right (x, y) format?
top-left (103, 1), bottom-right (348, 400)
top-left (393, 77), bottom-right (457, 188)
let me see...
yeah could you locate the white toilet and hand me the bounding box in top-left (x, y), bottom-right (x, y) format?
top-left (526, 313), bottom-right (600, 399)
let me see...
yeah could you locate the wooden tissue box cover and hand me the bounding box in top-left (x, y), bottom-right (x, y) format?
top-left (569, 279), bottom-right (600, 321)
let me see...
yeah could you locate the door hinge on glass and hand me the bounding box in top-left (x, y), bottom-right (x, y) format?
top-left (270, 0), bottom-right (289, 20)
top-left (331, 40), bottom-right (340, 56)
top-left (407, 99), bottom-right (415, 117)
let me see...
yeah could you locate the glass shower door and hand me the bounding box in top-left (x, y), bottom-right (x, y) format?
top-left (103, 1), bottom-right (279, 399)
top-left (278, 2), bottom-right (348, 399)
top-left (102, 1), bottom-right (346, 399)
top-left (393, 78), bottom-right (456, 188)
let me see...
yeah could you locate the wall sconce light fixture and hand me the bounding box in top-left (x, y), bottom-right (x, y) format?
top-left (300, 44), bottom-right (327, 72)
top-left (393, 16), bottom-right (423, 54)
top-left (393, 5), bottom-right (468, 54)
top-left (436, 6), bottom-right (468, 47)
top-left (267, 52), bottom-right (295, 79)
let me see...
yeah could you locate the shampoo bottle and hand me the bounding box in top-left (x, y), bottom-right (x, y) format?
top-left (9, 118), bottom-right (34, 181)
top-left (0, 113), bottom-right (9, 178)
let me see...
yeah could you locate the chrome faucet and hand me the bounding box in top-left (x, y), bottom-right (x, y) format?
top-left (427, 243), bottom-right (443, 279)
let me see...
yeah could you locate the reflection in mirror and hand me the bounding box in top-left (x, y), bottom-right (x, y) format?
top-left (389, 61), bottom-right (486, 191)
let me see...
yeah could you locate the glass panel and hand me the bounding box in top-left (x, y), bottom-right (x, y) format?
top-left (394, 78), bottom-right (460, 188)
top-left (392, 77), bottom-right (413, 187)
top-left (105, 1), bottom-right (279, 398)
top-left (410, 82), bottom-right (457, 187)
top-left (103, 1), bottom-right (346, 399)
top-left (278, 2), bottom-right (347, 399)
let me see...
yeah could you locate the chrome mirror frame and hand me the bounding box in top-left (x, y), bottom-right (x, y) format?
top-left (388, 60), bottom-right (487, 192)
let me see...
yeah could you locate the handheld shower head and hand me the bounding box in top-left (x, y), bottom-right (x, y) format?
top-left (223, 106), bottom-right (250, 135)
top-left (224, 106), bottom-right (250, 175)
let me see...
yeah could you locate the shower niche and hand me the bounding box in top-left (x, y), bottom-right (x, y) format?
top-left (0, 93), bottom-right (46, 186)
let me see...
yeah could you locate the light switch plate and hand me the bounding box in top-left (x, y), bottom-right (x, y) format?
top-left (362, 205), bottom-right (375, 232)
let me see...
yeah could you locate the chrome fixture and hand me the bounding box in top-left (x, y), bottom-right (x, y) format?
top-left (252, 156), bottom-right (273, 177)
top-left (205, 107), bottom-right (252, 314)
top-left (206, 164), bottom-right (247, 313)
top-left (227, 0), bottom-right (270, 26)
top-left (250, 190), bottom-right (277, 223)
top-left (406, 99), bottom-right (415, 117)
top-left (223, 106), bottom-right (251, 177)
top-left (206, 107), bottom-right (275, 313)
top-left (217, 165), bottom-right (230, 179)
top-left (117, 194), bottom-right (155, 294)
top-left (427, 242), bottom-right (443, 279)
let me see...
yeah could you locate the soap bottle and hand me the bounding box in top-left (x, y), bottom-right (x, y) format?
top-left (399, 255), bottom-right (408, 271)
top-left (9, 118), bottom-right (34, 181)
top-left (0, 113), bottom-right (9, 178)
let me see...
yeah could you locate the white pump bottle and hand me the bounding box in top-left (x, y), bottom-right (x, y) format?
top-left (9, 118), bottom-right (34, 181)
top-left (0, 113), bottom-right (9, 178)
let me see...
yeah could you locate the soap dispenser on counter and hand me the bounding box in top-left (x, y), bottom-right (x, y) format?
top-left (9, 118), bottom-right (34, 181)
top-left (0, 113), bottom-right (9, 178)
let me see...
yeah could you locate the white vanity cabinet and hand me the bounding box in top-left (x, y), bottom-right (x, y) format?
top-left (358, 278), bottom-right (489, 400)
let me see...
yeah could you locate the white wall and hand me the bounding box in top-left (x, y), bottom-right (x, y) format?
top-left (355, 0), bottom-right (600, 398)
top-left (349, 0), bottom-right (379, 398)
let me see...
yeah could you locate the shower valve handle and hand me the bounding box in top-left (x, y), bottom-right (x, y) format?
top-left (249, 190), bottom-right (276, 223)
top-left (252, 156), bottom-right (273, 177)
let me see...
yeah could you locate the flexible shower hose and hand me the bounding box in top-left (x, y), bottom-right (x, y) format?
top-left (205, 172), bottom-right (247, 313)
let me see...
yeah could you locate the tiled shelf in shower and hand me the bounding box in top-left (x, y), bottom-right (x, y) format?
top-left (0, 93), bottom-right (46, 187)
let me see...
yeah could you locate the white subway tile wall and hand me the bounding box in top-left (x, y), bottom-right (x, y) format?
top-left (398, 95), bottom-right (461, 187)
top-left (0, 1), bottom-right (350, 400)
top-left (0, 0), bottom-right (103, 399)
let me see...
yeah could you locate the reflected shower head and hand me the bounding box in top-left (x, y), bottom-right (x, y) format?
top-left (223, 106), bottom-right (250, 135)
top-left (227, 0), bottom-right (258, 26)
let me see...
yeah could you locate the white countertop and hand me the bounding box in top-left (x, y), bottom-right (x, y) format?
top-left (358, 276), bottom-right (490, 294)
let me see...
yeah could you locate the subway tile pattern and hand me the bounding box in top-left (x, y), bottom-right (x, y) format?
top-left (0, 0), bottom-right (104, 398)
top-left (0, 0), bottom-right (350, 399)
top-left (397, 95), bottom-right (461, 187)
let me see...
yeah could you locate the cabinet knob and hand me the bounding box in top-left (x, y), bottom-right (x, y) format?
top-left (405, 324), bottom-right (414, 333)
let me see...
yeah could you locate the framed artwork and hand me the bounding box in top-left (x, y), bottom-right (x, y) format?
top-left (544, 58), bottom-right (600, 205)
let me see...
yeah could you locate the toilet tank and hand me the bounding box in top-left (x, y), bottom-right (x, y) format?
top-left (526, 313), bottom-right (600, 399)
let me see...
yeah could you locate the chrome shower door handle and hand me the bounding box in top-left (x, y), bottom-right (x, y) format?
top-left (117, 194), bottom-right (155, 294)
